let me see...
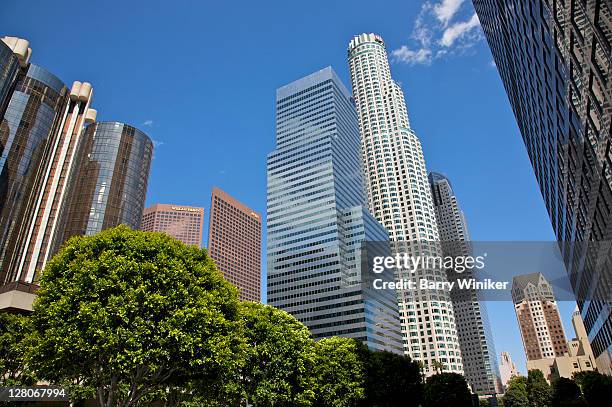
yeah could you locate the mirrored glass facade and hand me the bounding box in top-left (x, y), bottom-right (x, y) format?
top-left (473, 0), bottom-right (611, 374)
top-left (0, 64), bottom-right (68, 286)
top-left (0, 40), bottom-right (19, 120)
top-left (53, 122), bottom-right (153, 253)
top-left (267, 67), bottom-right (403, 353)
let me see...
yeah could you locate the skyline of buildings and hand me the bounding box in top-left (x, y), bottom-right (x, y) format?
top-left (473, 0), bottom-right (611, 374)
top-left (429, 171), bottom-right (501, 395)
top-left (0, 3), bottom-right (609, 388)
top-left (208, 186), bottom-right (261, 302)
top-left (141, 203), bottom-right (205, 247)
top-left (348, 33), bottom-right (463, 375)
top-left (266, 67), bottom-right (403, 353)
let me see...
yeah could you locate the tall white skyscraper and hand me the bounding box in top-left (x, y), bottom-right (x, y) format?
top-left (348, 33), bottom-right (463, 375)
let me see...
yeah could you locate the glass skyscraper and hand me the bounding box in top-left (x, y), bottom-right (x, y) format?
top-left (473, 0), bottom-right (611, 374)
top-left (54, 122), bottom-right (153, 251)
top-left (0, 63), bottom-right (69, 287)
top-left (0, 36), bottom-right (153, 313)
top-left (430, 172), bottom-right (501, 395)
top-left (348, 33), bottom-right (463, 374)
top-left (0, 38), bottom-right (22, 119)
top-left (266, 67), bottom-right (403, 353)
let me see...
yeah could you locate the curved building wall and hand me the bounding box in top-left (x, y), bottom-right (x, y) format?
top-left (0, 64), bottom-right (68, 284)
top-left (0, 40), bottom-right (20, 120)
top-left (54, 122), bottom-right (152, 252)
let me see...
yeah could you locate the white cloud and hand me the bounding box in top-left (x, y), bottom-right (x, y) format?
top-left (392, 46), bottom-right (432, 65)
top-left (433, 0), bottom-right (465, 26)
top-left (152, 139), bottom-right (164, 148)
top-left (489, 59), bottom-right (497, 68)
top-left (392, 1), bottom-right (482, 66)
top-left (143, 119), bottom-right (154, 127)
top-left (412, 4), bottom-right (433, 47)
top-left (439, 13), bottom-right (480, 47)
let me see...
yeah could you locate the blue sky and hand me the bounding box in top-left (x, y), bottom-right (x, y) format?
top-left (2, 0), bottom-right (578, 375)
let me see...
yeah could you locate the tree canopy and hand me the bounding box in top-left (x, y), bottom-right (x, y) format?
top-left (312, 337), bottom-right (365, 407)
top-left (423, 372), bottom-right (472, 407)
top-left (527, 369), bottom-right (552, 407)
top-left (359, 345), bottom-right (423, 407)
top-left (0, 225), bottom-right (534, 406)
top-left (234, 301), bottom-right (316, 407)
top-left (0, 312), bottom-right (36, 386)
top-left (28, 225), bottom-right (244, 407)
top-left (573, 370), bottom-right (612, 407)
top-left (551, 377), bottom-right (587, 407)
top-left (503, 376), bottom-right (529, 407)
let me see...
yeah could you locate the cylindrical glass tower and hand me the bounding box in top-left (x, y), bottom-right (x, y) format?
top-left (53, 122), bottom-right (153, 253)
top-left (0, 64), bottom-right (68, 284)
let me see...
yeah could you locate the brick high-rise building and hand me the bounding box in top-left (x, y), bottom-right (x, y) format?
top-left (512, 272), bottom-right (569, 361)
top-left (141, 204), bottom-right (204, 246)
top-left (208, 187), bottom-right (261, 302)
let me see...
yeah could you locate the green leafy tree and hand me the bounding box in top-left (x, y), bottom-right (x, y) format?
top-left (431, 360), bottom-right (446, 374)
top-left (551, 377), bottom-right (587, 407)
top-left (231, 301), bottom-right (317, 407)
top-left (0, 312), bottom-right (37, 386)
top-left (527, 370), bottom-right (552, 407)
top-left (503, 376), bottom-right (529, 407)
top-left (357, 344), bottom-right (423, 407)
top-left (312, 337), bottom-right (365, 407)
top-left (573, 370), bottom-right (612, 407)
top-left (423, 372), bottom-right (472, 407)
top-left (416, 360), bottom-right (426, 383)
top-left (28, 225), bottom-right (244, 407)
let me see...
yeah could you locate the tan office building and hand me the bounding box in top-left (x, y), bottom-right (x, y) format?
top-left (141, 204), bottom-right (204, 247)
top-left (499, 352), bottom-right (520, 390)
top-left (527, 307), bottom-right (596, 383)
top-left (208, 187), bottom-right (261, 302)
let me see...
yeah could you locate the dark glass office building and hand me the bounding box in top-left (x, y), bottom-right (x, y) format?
top-left (0, 40), bottom-right (20, 119)
top-left (0, 64), bottom-right (68, 286)
top-left (473, 0), bottom-right (611, 373)
top-left (54, 122), bottom-right (153, 250)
